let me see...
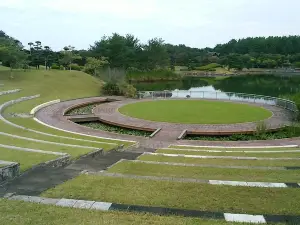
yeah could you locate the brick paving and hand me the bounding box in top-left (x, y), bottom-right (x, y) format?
top-left (35, 97), bottom-right (300, 149)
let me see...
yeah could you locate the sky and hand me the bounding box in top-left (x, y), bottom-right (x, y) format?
top-left (0, 0), bottom-right (299, 51)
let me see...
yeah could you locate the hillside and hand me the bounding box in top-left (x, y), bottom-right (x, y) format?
top-left (0, 69), bottom-right (102, 113)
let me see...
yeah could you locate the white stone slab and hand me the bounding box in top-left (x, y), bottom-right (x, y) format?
top-left (39, 197), bottom-right (60, 205)
top-left (224, 213), bottom-right (266, 223)
top-left (245, 182), bottom-right (286, 188)
top-left (26, 196), bottom-right (43, 203)
top-left (9, 195), bottom-right (30, 201)
top-left (209, 180), bottom-right (248, 186)
top-left (73, 200), bottom-right (95, 209)
top-left (56, 198), bottom-right (78, 208)
top-left (90, 201), bottom-right (112, 211)
top-left (267, 183), bottom-right (288, 188)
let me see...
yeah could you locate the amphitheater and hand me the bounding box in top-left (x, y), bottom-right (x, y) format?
top-left (1, 73), bottom-right (300, 224)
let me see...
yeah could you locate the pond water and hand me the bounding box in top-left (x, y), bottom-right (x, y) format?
top-left (132, 75), bottom-right (300, 109)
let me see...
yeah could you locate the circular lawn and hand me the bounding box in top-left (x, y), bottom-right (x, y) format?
top-left (118, 100), bottom-right (272, 124)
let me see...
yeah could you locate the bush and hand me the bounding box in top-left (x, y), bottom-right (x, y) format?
top-left (255, 121), bottom-right (268, 135)
top-left (102, 82), bottom-right (137, 98)
top-left (102, 83), bottom-right (120, 96)
top-left (51, 63), bottom-right (60, 70)
top-left (118, 83), bottom-right (137, 98)
top-left (70, 63), bottom-right (81, 71)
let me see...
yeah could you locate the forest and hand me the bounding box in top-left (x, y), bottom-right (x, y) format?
top-left (1, 30), bottom-right (300, 77)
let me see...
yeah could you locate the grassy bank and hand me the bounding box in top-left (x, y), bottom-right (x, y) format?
top-left (0, 199), bottom-right (249, 225)
top-left (108, 160), bottom-right (300, 182)
top-left (138, 154), bottom-right (300, 167)
top-left (42, 175), bottom-right (300, 215)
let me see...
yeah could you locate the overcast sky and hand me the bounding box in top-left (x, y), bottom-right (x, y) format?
top-left (0, 0), bottom-right (299, 51)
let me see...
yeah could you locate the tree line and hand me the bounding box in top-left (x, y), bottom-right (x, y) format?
top-left (1, 30), bottom-right (300, 77)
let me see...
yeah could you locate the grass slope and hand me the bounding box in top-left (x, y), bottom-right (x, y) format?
top-left (0, 120), bottom-right (117, 150)
top-left (0, 132), bottom-right (94, 158)
top-left (108, 160), bottom-right (300, 182)
top-left (0, 147), bottom-right (57, 171)
top-left (156, 149), bottom-right (300, 158)
top-left (42, 175), bottom-right (300, 215)
top-left (119, 100), bottom-right (272, 124)
top-left (0, 70), bottom-right (102, 114)
top-left (138, 154), bottom-right (300, 167)
top-left (0, 199), bottom-right (265, 225)
top-left (0, 69), bottom-right (133, 146)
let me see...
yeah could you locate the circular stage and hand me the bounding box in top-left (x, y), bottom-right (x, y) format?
top-left (35, 97), bottom-right (296, 148)
top-left (92, 99), bottom-right (290, 137)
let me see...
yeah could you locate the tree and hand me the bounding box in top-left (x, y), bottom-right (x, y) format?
top-left (43, 46), bottom-right (51, 70)
top-left (90, 33), bottom-right (141, 69)
top-left (32, 41), bottom-right (43, 69)
top-left (84, 57), bottom-right (109, 76)
top-left (60, 46), bottom-right (81, 71)
top-left (0, 37), bottom-right (28, 78)
top-left (142, 38), bottom-right (169, 70)
top-left (28, 42), bottom-right (34, 55)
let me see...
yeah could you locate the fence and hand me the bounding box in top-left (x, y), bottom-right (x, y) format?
top-left (137, 90), bottom-right (299, 114)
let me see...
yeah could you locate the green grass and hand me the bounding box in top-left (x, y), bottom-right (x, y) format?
top-left (108, 160), bottom-right (300, 182)
top-left (0, 199), bottom-right (269, 225)
top-left (0, 65), bottom-right (10, 71)
top-left (169, 145), bottom-right (299, 151)
top-left (42, 175), bottom-right (300, 215)
top-left (0, 131), bottom-right (94, 158)
top-left (156, 149), bottom-right (300, 158)
top-left (1, 70), bottom-right (102, 114)
top-left (118, 100), bottom-right (272, 124)
top-left (0, 69), bottom-right (134, 147)
top-left (138, 154), bottom-right (300, 167)
top-left (0, 147), bottom-right (57, 171)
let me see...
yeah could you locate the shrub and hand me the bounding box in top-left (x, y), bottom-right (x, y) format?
top-left (102, 82), bottom-right (137, 98)
top-left (102, 83), bottom-right (120, 96)
top-left (118, 83), bottom-right (137, 98)
top-left (51, 63), bottom-right (60, 70)
top-left (70, 63), bottom-right (81, 71)
top-left (255, 121), bottom-right (268, 135)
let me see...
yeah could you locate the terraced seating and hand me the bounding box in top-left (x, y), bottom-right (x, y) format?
top-left (0, 89), bottom-right (134, 182)
top-left (39, 145), bottom-right (300, 224)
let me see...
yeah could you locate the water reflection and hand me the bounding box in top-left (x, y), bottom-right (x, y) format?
top-left (133, 75), bottom-right (300, 97)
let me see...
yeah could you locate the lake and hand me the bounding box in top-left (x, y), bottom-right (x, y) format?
top-left (132, 75), bottom-right (300, 108)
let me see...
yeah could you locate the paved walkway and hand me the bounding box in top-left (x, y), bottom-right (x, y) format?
top-left (35, 97), bottom-right (300, 148)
